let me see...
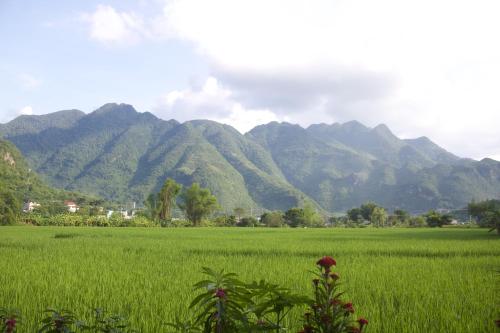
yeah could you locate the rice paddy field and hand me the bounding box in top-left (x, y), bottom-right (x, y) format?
top-left (0, 226), bottom-right (498, 332)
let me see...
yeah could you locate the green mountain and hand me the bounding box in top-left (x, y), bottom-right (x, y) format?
top-left (1, 103), bottom-right (499, 213)
top-left (0, 138), bottom-right (79, 205)
top-left (0, 104), bottom-right (309, 212)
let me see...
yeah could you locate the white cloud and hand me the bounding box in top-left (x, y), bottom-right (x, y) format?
top-left (155, 0), bottom-right (500, 158)
top-left (154, 77), bottom-right (279, 133)
top-left (19, 106), bottom-right (33, 116)
top-left (19, 73), bottom-right (41, 89)
top-left (81, 1), bottom-right (500, 158)
top-left (82, 5), bottom-right (149, 45)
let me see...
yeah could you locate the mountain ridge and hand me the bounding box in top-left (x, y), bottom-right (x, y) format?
top-left (1, 103), bottom-right (498, 213)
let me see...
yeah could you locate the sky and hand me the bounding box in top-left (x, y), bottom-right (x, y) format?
top-left (0, 0), bottom-right (499, 160)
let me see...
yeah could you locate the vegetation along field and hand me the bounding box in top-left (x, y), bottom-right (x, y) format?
top-left (0, 227), bottom-right (498, 332)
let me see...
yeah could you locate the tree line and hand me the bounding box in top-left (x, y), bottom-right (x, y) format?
top-left (2, 176), bottom-right (499, 231)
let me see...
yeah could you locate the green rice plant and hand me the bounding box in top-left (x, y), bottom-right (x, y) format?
top-left (0, 227), bottom-right (498, 332)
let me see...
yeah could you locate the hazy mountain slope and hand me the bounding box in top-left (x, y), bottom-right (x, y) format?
top-left (246, 122), bottom-right (374, 211)
top-left (306, 122), bottom-right (459, 168)
top-left (0, 138), bottom-right (83, 204)
top-left (1, 104), bottom-right (498, 213)
top-left (248, 122), bottom-right (500, 212)
top-left (0, 110), bottom-right (85, 137)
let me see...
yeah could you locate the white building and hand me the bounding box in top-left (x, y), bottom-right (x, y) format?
top-left (64, 200), bottom-right (79, 213)
top-left (23, 201), bottom-right (40, 213)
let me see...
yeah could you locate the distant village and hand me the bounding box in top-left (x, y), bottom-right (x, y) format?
top-left (22, 200), bottom-right (138, 219)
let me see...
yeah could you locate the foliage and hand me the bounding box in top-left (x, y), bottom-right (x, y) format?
top-left (19, 213), bottom-right (156, 227)
top-left (0, 190), bottom-right (20, 226)
top-left (284, 208), bottom-right (305, 228)
top-left (233, 208), bottom-right (245, 222)
top-left (237, 217), bottom-right (258, 227)
top-left (260, 211), bottom-right (285, 228)
top-left (0, 308), bottom-right (20, 333)
top-left (390, 209), bottom-right (410, 226)
top-left (1, 308), bottom-right (136, 333)
top-left (158, 178), bottom-right (182, 221)
top-left (213, 215), bottom-right (237, 227)
top-left (370, 207), bottom-right (388, 227)
top-left (468, 199), bottom-right (500, 234)
top-left (179, 183), bottom-right (218, 226)
top-left (299, 257), bottom-right (367, 333)
top-left (359, 202), bottom-right (378, 221)
top-left (424, 210), bottom-right (453, 227)
top-left (346, 208), bottom-right (363, 224)
top-left (302, 203), bottom-right (325, 227)
top-left (180, 260), bottom-right (354, 332)
top-left (409, 216), bottom-right (427, 227)
top-left (38, 308), bottom-right (81, 333)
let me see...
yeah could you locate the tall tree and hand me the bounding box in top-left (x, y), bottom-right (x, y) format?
top-left (370, 207), bottom-right (388, 227)
top-left (360, 202), bottom-right (378, 220)
top-left (260, 211), bottom-right (285, 227)
top-left (233, 207), bottom-right (245, 222)
top-left (302, 202), bottom-right (324, 227)
top-left (424, 210), bottom-right (453, 227)
top-left (468, 199), bottom-right (500, 234)
top-left (179, 183), bottom-right (218, 226)
top-left (0, 189), bottom-right (20, 225)
top-left (284, 208), bottom-right (305, 228)
top-left (158, 178), bottom-right (182, 221)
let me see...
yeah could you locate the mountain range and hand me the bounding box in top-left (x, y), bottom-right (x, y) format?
top-left (1, 103), bottom-right (499, 213)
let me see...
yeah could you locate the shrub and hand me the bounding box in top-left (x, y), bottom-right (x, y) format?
top-left (237, 217), bottom-right (258, 227)
top-left (300, 257), bottom-right (367, 333)
top-left (261, 211), bottom-right (285, 228)
top-left (0, 308), bottom-right (20, 333)
top-left (175, 257), bottom-right (367, 332)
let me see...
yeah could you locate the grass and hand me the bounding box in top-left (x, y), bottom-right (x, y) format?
top-left (0, 227), bottom-right (498, 332)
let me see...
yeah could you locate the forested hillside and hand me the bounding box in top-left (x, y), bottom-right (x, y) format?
top-left (1, 103), bottom-right (499, 213)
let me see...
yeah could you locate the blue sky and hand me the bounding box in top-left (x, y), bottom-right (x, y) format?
top-left (1, 0), bottom-right (499, 160)
top-left (0, 0), bottom-right (207, 117)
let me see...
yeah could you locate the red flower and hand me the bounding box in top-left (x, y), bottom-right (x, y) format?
top-left (5, 318), bottom-right (17, 333)
top-left (215, 288), bottom-right (226, 299)
top-left (343, 302), bottom-right (355, 313)
top-left (302, 325), bottom-right (313, 333)
top-left (358, 317), bottom-right (368, 327)
top-left (316, 256), bottom-right (336, 269)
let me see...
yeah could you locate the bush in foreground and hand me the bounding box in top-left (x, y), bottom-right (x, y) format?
top-left (172, 257), bottom-right (367, 333)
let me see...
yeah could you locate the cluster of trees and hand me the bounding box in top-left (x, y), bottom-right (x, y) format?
top-left (468, 199), bottom-right (500, 234)
top-left (210, 203), bottom-right (324, 228)
top-left (143, 179), bottom-right (326, 228)
top-left (144, 179), bottom-right (218, 226)
top-left (329, 202), bottom-right (452, 228)
top-left (0, 189), bottom-right (20, 225)
top-left (2, 172), bottom-right (499, 232)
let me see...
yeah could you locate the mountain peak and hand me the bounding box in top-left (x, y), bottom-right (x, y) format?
top-left (91, 103), bottom-right (138, 116)
top-left (336, 120), bottom-right (370, 134)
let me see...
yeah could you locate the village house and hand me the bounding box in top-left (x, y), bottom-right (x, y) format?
top-left (22, 201), bottom-right (40, 213)
top-left (64, 200), bottom-right (79, 213)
